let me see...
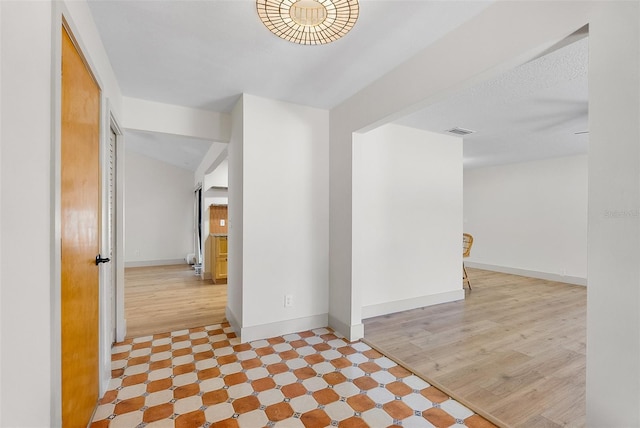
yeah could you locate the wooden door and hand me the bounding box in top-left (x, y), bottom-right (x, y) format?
top-left (215, 257), bottom-right (228, 279)
top-left (61, 26), bottom-right (101, 427)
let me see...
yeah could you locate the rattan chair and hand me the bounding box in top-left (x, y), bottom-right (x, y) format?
top-left (463, 233), bottom-right (474, 289)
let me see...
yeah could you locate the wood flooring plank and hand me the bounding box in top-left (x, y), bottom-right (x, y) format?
top-left (125, 264), bottom-right (227, 339)
top-left (364, 268), bottom-right (586, 428)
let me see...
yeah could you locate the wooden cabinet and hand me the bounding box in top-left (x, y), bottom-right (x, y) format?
top-left (209, 205), bottom-right (228, 234)
top-left (209, 235), bottom-right (227, 284)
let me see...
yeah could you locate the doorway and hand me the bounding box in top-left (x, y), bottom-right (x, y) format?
top-left (120, 139), bottom-right (228, 339)
top-left (358, 33), bottom-right (589, 427)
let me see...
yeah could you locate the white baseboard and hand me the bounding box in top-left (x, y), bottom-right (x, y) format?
top-left (362, 289), bottom-right (465, 320)
top-left (237, 313), bottom-right (329, 343)
top-left (116, 318), bottom-right (127, 343)
top-left (465, 261), bottom-right (587, 286)
top-left (124, 259), bottom-right (187, 268)
top-left (328, 314), bottom-right (364, 341)
top-left (225, 306), bottom-right (241, 338)
top-left (99, 362), bottom-right (111, 398)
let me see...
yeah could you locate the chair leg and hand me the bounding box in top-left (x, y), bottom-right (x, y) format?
top-left (463, 262), bottom-right (471, 289)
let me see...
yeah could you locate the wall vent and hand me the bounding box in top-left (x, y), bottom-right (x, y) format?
top-left (446, 127), bottom-right (476, 136)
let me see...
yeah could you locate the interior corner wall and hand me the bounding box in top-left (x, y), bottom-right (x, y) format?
top-left (238, 94), bottom-right (329, 341)
top-left (124, 150), bottom-right (194, 265)
top-left (353, 125), bottom-right (463, 319)
top-left (463, 154), bottom-right (588, 284)
top-left (226, 96), bottom-right (244, 333)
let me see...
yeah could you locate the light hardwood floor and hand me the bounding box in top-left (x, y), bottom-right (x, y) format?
top-left (124, 264), bottom-right (227, 339)
top-left (364, 268), bottom-right (586, 428)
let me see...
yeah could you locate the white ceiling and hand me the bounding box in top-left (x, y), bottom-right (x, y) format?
top-left (88, 0), bottom-right (492, 111)
top-left (397, 36), bottom-right (589, 169)
top-left (125, 130), bottom-right (214, 171)
top-left (87, 0), bottom-right (588, 170)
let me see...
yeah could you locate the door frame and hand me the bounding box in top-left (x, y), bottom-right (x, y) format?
top-left (98, 107), bottom-right (125, 394)
top-left (111, 112), bottom-right (127, 345)
top-left (52, 7), bottom-right (118, 425)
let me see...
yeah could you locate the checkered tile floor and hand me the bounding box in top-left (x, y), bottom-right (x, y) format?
top-left (90, 323), bottom-right (496, 427)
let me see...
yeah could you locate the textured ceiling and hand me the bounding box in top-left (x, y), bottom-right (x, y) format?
top-left (87, 0), bottom-right (492, 111)
top-left (88, 1), bottom-right (587, 170)
top-left (125, 130), bottom-right (214, 171)
top-left (396, 37), bottom-right (588, 168)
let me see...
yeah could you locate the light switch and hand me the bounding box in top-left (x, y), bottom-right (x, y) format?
top-left (220, 219), bottom-right (225, 226)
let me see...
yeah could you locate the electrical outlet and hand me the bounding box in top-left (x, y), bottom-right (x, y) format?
top-left (284, 294), bottom-right (294, 308)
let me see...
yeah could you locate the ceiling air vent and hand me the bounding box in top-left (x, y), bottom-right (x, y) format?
top-left (446, 127), bottom-right (476, 136)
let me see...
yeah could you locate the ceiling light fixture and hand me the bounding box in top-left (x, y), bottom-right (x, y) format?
top-left (256, 0), bottom-right (359, 45)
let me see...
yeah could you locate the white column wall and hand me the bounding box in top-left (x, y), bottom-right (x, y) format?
top-left (464, 155), bottom-right (588, 284)
top-left (237, 95), bottom-right (329, 341)
top-left (226, 97), bottom-right (244, 333)
top-left (353, 125), bottom-right (463, 319)
top-left (586, 2), bottom-right (640, 425)
top-left (328, 117), bottom-right (359, 338)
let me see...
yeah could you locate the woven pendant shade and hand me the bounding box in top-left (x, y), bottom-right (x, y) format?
top-left (256, 0), bottom-right (359, 45)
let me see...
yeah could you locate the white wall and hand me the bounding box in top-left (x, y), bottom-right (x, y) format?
top-left (204, 159), bottom-right (228, 189)
top-left (464, 155), bottom-right (588, 284)
top-left (226, 97), bottom-right (244, 332)
top-left (204, 189), bottom-right (228, 207)
top-left (586, 2), bottom-right (640, 425)
top-left (353, 125), bottom-right (463, 318)
top-left (230, 95), bottom-right (330, 341)
top-left (0, 1), bottom-right (124, 425)
top-left (0, 3), bottom-right (52, 426)
top-left (124, 149), bottom-right (194, 265)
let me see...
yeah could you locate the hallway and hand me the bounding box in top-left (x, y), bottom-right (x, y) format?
top-left (125, 265), bottom-right (227, 338)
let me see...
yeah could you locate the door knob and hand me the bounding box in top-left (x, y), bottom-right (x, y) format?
top-left (95, 254), bottom-right (111, 265)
